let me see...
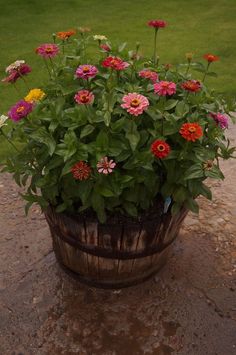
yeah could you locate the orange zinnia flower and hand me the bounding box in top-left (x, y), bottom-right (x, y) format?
top-left (203, 54), bottom-right (219, 63)
top-left (181, 80), bottom-right (201, 93)
top-left (57, 29), bottom-right (76, 40)
top-left (179, 123), bottom-right (203, 142)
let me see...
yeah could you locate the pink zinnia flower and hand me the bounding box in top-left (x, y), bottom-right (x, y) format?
top-left (97, 157), bottom-right (116, 174)
top-left (210, 112), bottom-right (228, 129)
top-left (8, 100), bottom-right (33, 122)
top-left (74, 90), bottom-right (94, 105)
top-left (139, 69), bottom-right (158, 83)
top-left (147, 20), bottom-right (167, 28)
top-left (35, 44), bottom-right (59, 58)
top-left (75, 64), bottom-right (98, 79)
top-left (153, 81), bottom-right (176, 96)
top-left (102, 56), bottom-right (130, 71)
top-left (2, 64), bottom-right (31, 83)
top-left (100, 44), bottom-right (111, 52)
top-left (121, 93), bottom-right (149, 116)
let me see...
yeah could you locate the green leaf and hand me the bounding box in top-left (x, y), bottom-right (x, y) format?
top-left (173, 186), bottom-right (188, 203)
top-left (184, 164), bottom-right (204, 180)
top-left (175, 101), bottom-right (189, 116)
top-left (206, 71), bottom-right (217, 78)
top-left (123, 201), bottom-right (138, 217)
top-left (118, 42), bottom-right (127, 52)
top-left (185, 198), bottom-right (199, 213)
top-left (78, 180), bottom-right (93, 204)
top-left (125, 121), bottom-right (140, 151)
top-left (104, 111), bottom-right (111, 126)
top-left (91, 191), bottom-right (106, 223)
top-left (111, 117), bottom-right (126, 131)
top-left (199, 183), bottom-right (212, 200)
top-left (165, 99), bottom-right (179, 111)
top-left (205, 165), bottom-right (224, 179)
top-left (80, 124), bottom-right (95, 138)
top-left (96, 131), bottom-right (109, 150)
top-left (171, 202), bottom-right (182, 215)
top-left (31, 128), bottom-right (56, 156)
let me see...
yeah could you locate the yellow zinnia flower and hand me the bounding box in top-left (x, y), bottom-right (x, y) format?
top-left (24, 88), bottom-right (45, 103)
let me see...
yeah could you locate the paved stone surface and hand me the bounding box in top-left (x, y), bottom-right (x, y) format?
top-left (0, 126), bottom-right (236, 355)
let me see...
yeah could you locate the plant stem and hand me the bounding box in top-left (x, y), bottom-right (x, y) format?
top-left (153, 28), bottom-right (158, 65)
top-left (185, 62), bottom-right (191, 76)
top-left (202, 62), bottom-right (210, 82)
top-left (18, 73), bottom-right (30, 90)
top-left (13, 82), bottom-right (21, 95)
top-left (1, 129), bottom-right (20, 152)
top-left (43, 58), bottom-right (52, 78)
top-left (49, 57), bottom-right (56, 77)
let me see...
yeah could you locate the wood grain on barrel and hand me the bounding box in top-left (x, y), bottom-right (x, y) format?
top-left (45, 204), bottom-right (188, 288)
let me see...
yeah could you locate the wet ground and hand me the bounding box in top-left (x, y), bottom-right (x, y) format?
top-left (1, 128), bottom-right (236, 355)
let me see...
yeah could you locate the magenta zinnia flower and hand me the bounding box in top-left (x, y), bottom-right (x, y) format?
top-left (148, 20), bottom-right (167, 28)
top-left (75, 64), bottom-right (98, 79)
top-left (97, 157), bottom-right (116, 174)
top-left (2, 63), bottom-right (31, 83)
top-left (153, 81), bottom-right (176, 96)
top-left (74, 90), bottom-right (94, 105)
top-left (35, 44), bottom-right (59, 58)
top-left (139, 69), bottom-right (158, 83)
top-left (8, 100), bottom-right (33, 122)
top-left (121, 93), bottom-right (149, 116)
top-left (210, 112), bottom-right (228, 129)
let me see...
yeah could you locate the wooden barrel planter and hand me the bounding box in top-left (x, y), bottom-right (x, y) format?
top-left (45, 201), bottom-right (188, 289)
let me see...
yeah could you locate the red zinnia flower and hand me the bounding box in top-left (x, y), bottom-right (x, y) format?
top-left (148, 20), bottom-right (167, 28)
top-left (179, 123), bottom-right (203, 142)
top-left (151, 140), bottom-right (170, 159)
top-left (71, 161), bottom-right (91, 180)
top-left (102, 56), bottom-right (129, 71)
top-left (203, 54), bottom-right (219, 63)
top-left (181, 80), bottom-right (201, 93)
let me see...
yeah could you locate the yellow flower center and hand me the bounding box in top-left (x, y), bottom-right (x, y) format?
top-left (83, 66), bottom-right (90, 72)
top-left (45, 47), bottom-right (53, 53)
top-left (130, 98), bottom-right (140, 107)
top-left (16, 106), bottom-right (25, 113)
top-left (161, 81), bottom-right (169, 87)
top-left (188, 126), bottom-right (196, 133)
top-left (80, 94), bottom-right (88, 102)
top-left (157, 144), bottom-right (165, 151)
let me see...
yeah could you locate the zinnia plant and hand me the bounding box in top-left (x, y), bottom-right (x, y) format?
top-left (1, 21), bottom-right (235, 222)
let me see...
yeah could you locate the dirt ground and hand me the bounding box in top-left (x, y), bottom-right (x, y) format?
top-left (1, 128), bottom-right (236, 355)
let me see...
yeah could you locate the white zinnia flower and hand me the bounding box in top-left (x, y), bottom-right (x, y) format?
top-left (93, 35), bottom-right (107, 41)
top-left (6, 60), bottom-right (25, 73)
top-left (0, 115), bottom-right (8, 128)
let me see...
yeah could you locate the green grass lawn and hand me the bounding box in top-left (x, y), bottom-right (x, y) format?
top-left (0, 0), bottom-right (236, 159)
